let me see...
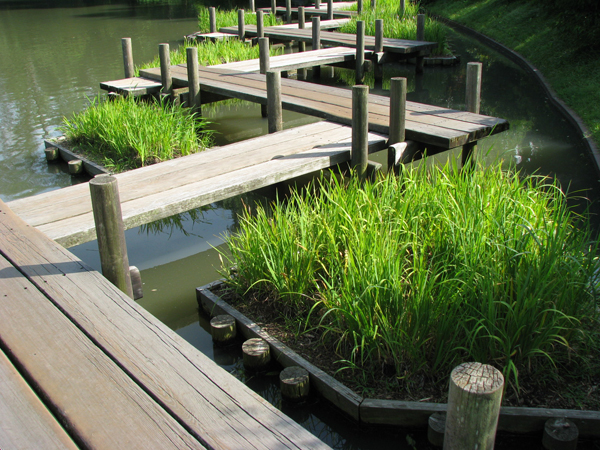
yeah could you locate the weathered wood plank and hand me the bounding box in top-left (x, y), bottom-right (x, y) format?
top-left (0, 349), bottom-right (79, 450)
top-left (99, 76), bottom-right (162, 96)
top-left (0, 201), bottom-right (331, 450)
top-left (0, 254), bottom-right (203, 449)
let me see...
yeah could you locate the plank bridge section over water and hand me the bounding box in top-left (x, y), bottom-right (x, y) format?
top-left (7, 122), bottom-right (387, 247)
top-left (0, 199), bottom-right (331, 449)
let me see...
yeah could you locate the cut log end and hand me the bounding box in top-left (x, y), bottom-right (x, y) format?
top-left (542, 418), bottom-right (579, 450)
top-left (280, 366), bottom-right (310, 402)
top-left (242, 338), bottom-right (271, 371)
top-left (210, 314), bottom-right (237, 344)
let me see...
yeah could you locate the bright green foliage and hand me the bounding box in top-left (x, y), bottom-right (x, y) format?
top-left (222, 162), bottom-right (599, 392)
top-left (61, 96), bottom-right (212, 171)
top-left (340, 0), bottom-right (450, 56)
top-left (198, 6), bottom-right (279, 33)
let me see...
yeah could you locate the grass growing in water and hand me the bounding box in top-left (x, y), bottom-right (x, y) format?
top-left (221, 162), bottom-right (600, 396)
top-left (61, 96), bottom-right (212, 171)
top-left (340, 0), bottom-right (450, 56)
top-left (197, 6), bottom-right (279, 33)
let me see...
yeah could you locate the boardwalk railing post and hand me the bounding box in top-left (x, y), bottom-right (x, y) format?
top-left (238, 9), bottom-right (245, 40)
top-left (121, 38), bottom-right (134, 79)
top-left (352, 84), bottom-right (369, 180)
top-left (356, 20), bottom-right (366, 84)
top-left (327, 0), bottom-right (333, 20)
top-left (90, 175), bottom-right (134, 299)
top-left (444, 362), bottom-right (504, 450)
top-left (271, 0), bottom-right (276, 17)
top-left (416, 14), bottom-right (426, 74)
top-left (267, 70), bottom-right (283, 133)
top-left (357, 0), bottom-right (363, 14)
top-left (463, 61), bottom-right (483, 167)
top-left (159, 43), bottom-right (172, 96)
top-left (186, 47), bottom-right (201, 114)
top-left (286, 0), bottom-right (292, 23)
top-left (388, 77), bottom-right (407, 174)
top-left (312, 16), bottom-right (321, 78)
top-left (257, 10), bottom-right (264, 39)
top-left (259, 37), bottom-right (270, 117)
top-left (400, 0), bottom-right (405, 17)
top-left (209, 6), bottom-right (217, 34)
top-left (374, 19), bottom-right (384, 85)
top-left (250, 0), bottom-right (255, 13)
top-left (315, 0), bottom-right (321, 10)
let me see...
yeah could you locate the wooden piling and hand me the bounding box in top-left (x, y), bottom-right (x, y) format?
top-left (280, 366), bottom-right (310, 402)
top-left (400, 0), bottom-right (405, 17)
top-left (286, 0), bottom-right (292, 24)
top-left (389, 77), bottom-right (407, 145)
top-left (210, 315), bottom-right (237, 344)
top-left (44, 147), bottom-right (59, 162)
top-left (428, 412), bottom-right (446, 447)
top-left (257, 10), bottom-right (264, 38)
top-left (271, 0), bottom-right (276, 17)
top-left (89, 175), bottom-right (133, 299)
top-left (312, 16), bottom-right (321, 50)
top-left (315, 0), bottom-right (321, 10)
top-left (327, 0), bottom-right (333, 20)
top-left (371, 0), bottom-right (376, 9)
top-left (159, 43), bottom-right (172, 95)
top-left (238, 9), bottom-right (245, 41)
top-left (249, 0), bottom-right (255, 13)
top-left (121, 38), bottom-right (134, 79)
top-left (242, 338), bottom-right (271, 371)
top-left (129, 266), bottom-right (143, 300)
top-left (356, 21), bottom-right (365, 84)
top-left (259, 37), bottom-right (270, 74)
top-left (357, 0), bottom-right (363, 14)
top-left (352, 84), bottom-right (369, 179)
top-left (416, 14), bottom-right (425, 74)
top-left (374, 19), bottom-right (384, 84)
top-left (463, 62), bottom-right (483, 166)
top-left (542, 418), bottom-right (579, 450)
top-left (296, 7), bottom-right (306, 80)
top-left (68, 159), bottom-right (83, 175)
top-left (267, 70), bottom-right (282, 133)
top-left (186, 47), bottom-right (201, 114)
top-left (444, 362), bottom-right (504, 450)
top-left (209, 6), bottom-right (217, 34)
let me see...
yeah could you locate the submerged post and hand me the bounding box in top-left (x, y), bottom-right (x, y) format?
top-left (356, 20), bottom-right (366, 84)
top-left (327, 0), bottom-right (333, 20)
top-left (159, 43), bottom-right (172, 95)
top-left (267, 70), bottom-right (283, 133)
top-left (89, 175), bottom-right (133, 299)
top-left (121, 38), bottom-right (134, 79)
top-left (238, 9), bottom-right (245, 40)
top-left (463, 62), bottom-right (483, 166)
top-left (257, 10), bottom-right (264, 38)
top-left (209, 6), bottom-right (217, 34)
top-left (444, 362), bottom-right (504, 450)
top-left (352, 84), bottom-right (369, 179)
top-left (186, 47), bottom-right (201, 114)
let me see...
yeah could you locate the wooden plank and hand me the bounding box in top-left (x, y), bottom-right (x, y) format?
top-left (0, 254), bottom-right (203, 449)
top-left (99, 76), bottom-right (162, 96)
top-left (0, 201), bottom-right (331, 450)
top-left (0, 349), bottom-right (79, 450)
top-left (8, 122), bottom-right (359, 230)
top-left (35, 129), bottom-right (387, 246)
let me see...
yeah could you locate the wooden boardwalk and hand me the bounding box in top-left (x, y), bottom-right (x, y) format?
top-left (0, 198), bottom-right (331, 449)
top-left (7, 121), bottom-right (387, 247)
top-left (138, 64), bottom-right (508, 150)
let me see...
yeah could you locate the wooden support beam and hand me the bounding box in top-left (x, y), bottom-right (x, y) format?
top-left (267, 70), bottom-right (283, 133)
top-left (159, 43), bottom-right (172, 94)
top-left (352, 84), bottom-right (369, 179)
top-left (388, 77), bottom-right (407, 146)
top-left (121, 37), bottom-right (134, 79)
top-left (89, 175), bottom-right (133, 299)
top-left (357, 0), bottom-right (363, 14)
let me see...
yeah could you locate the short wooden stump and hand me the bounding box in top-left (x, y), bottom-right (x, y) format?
top-left (210, 314), bottom-right (236, 344)
top-left (279, 366), bottom-right (310, 402)
top-left (242, 338), bottom-right (271, 371)
top-left (68, 159), bottom-right (83, 175)
top-left (44, 147), bottom-right (59, 161)
top-left (542, 418), bottom-right (578, 450)
top-left (427, 412), bottom-right (446, 447)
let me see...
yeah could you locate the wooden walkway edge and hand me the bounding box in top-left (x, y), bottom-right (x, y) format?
top-left (8, 121), bottom-right (387, 247)
top-left (0, 200), bottom-right (331, 449)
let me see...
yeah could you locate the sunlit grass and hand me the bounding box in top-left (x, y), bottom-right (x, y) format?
top-left (61, 95), bottom-right (213, 172)
top-left (221, 162), bottom-right (600, 394)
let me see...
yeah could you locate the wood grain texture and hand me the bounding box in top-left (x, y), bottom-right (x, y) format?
top-left (0, 255), bottom-right (202, 449)
top-left (0, 349), bottom-right (79, 450)
top-left (0, 200), bottom-right (331, 450)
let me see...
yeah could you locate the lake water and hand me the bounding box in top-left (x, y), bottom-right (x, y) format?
top-left (1, 1), bottom-right (598, 448)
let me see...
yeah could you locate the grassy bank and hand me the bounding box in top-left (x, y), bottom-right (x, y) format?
top-left (423, 0), bottom-right (600, 145)
top-left (61, 96), bottom-right (212, 172)
top-left (221, 164), bottom-right (600, 401)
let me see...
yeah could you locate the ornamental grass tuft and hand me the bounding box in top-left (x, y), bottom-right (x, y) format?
top-left (221, 161), bottom-right (600, 394)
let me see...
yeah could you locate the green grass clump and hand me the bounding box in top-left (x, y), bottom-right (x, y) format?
top-left (198, 6), bottom-right (279, 33)
top-left (61, 96), bottom-right (212, 171)
top-left (136, 39), bottom-right (284, 74)
top-left (221, 162), bottom-right (599, 394)
top-left (340, 0), bottom-right (450, 56)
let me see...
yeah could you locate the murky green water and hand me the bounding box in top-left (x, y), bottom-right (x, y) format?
top-left (1, 1), bottom-right (598, 448)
